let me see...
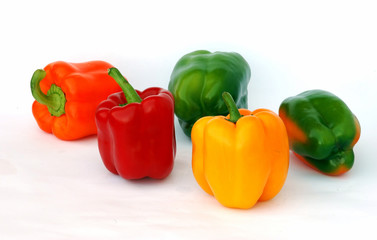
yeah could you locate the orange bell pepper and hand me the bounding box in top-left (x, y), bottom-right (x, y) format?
top-left (192, 92), bottom-right (289, 209)
top-left (30, 61), bottom-right (121, 140)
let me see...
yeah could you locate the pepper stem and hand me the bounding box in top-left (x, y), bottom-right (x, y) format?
top-left (108, 68), bottom-right (142, 105)
top-left (222, 92), bottom-right (242, 123)
top-left (30, 69), bottom-right (66, 117)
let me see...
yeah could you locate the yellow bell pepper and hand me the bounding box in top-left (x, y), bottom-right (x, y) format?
top-left (192, 92), bottom-right (290, 209)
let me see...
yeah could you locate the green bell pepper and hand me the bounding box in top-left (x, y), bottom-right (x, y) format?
top-left (168, 50), bottom-right (251, 137)
top-left (279, 89), bottom-right (361, 176)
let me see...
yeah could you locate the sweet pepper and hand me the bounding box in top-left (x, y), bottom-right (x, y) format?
top-left (192, 92), bottom-right (289, 209)
top-left (30, 61), bottom-right (121, 140)
top-left (168, 50), bottom-right (251, 137)
top-left (279, 89), bottom-right (361, 175)
top-left (95, 68), bottom-right (176, 180)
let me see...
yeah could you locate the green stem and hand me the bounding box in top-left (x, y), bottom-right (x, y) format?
top-left (222, 92), bottom-right (242, 123)
top-left (30, 69), bottom-right (66, 117)
top-left (108, 68), bottom-right (142, 105)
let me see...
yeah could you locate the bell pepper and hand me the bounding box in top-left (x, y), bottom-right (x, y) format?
top-left (192, 92), bottom-right (289, 209)
top-left (279, 89), bottom-right (361, 176)
top-left (168, 50), bottom-right (251, 137)
top-left (30, 61), bottom-right (121, 140)
top-left (95, 68), bottom-right (176, 180)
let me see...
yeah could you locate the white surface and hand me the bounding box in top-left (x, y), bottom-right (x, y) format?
top-left (1, 0), bottom-right (377, 239)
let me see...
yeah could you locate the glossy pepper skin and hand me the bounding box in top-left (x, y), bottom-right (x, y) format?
top-left (168, 50), bottom-right (251, 137)
top-left (192, 92), bottom-right (289, 209)
top-left (279, 89), bottom-right (361, 176)
top-left (30, 61), bottom-right (121, 140)
top-left (95, 68), bottom-right (176, 180)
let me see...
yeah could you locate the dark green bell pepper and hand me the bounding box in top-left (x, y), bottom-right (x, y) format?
top-left (168, 50), bottom-right (251, 137)
top-left (279, 89), bottom-right (361, 175)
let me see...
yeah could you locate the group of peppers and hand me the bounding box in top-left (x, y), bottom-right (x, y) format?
top-left (30, 50), bottom-right (361, 209)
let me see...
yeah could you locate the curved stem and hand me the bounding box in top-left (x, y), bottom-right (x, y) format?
top-left (30, 69), bottom-right (66, 117)
top-left (108, 68), bottom-right (142, 104)
top-left (222, 92), bottom-right (242, 123)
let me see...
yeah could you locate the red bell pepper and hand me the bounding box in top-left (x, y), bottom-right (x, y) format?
top-left (95, 68), bottom-right (176, 180)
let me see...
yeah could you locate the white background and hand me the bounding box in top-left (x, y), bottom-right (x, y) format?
top-left (1, 0), bottom-right (376, 239)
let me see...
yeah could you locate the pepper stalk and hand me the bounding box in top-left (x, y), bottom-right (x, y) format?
top-left (108, 68), bottom-right (142, 105)
top-left (222, 92), bottom-right (242, 123)
top-left (30, 69), bottom-right (66, 117)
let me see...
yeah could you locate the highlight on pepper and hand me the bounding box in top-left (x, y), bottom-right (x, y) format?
top-left (279, 89), bottom-right (361, 176)
top-left (191, 92), bottom-right (289, 209)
